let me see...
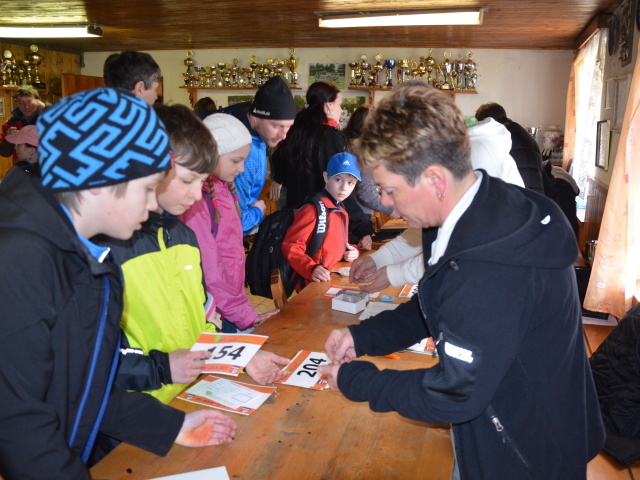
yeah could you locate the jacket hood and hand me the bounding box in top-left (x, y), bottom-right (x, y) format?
top-left (443, 172), bottom-right (577, 270)
top-left (0, 167), bottom-right (113, 276)
top-left (469, 118), bottom-right (513, 154)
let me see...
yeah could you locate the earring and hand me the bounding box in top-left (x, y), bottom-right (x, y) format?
top-left (437, 192), bottom-right (444, 201)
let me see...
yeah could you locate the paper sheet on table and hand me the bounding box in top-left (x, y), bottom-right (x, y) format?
top-left (324, 285), bottom-right (378, 298)
top-left (582, 313), bottom-right (618, 326)
top-left (359, 301), bottom-right (399, 320)
top-left (406, 337), bottom-right (436, 355)
top-left (149, 467), bottom-right (230, 480)
top-left (276, 350), bottom-right (330, 390)
top-left (191, 333), bottom-right (267, 375)
top-left (177, 375), bottom-right (276, 415)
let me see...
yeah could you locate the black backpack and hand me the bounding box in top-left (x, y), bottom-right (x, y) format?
top-left (245, 194), bottom-right (329, 299)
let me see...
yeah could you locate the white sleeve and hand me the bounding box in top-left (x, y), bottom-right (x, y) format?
top-left (387, 253), bottom-right (425, 287)
top-left (369, 228), bottom-right (423, 268)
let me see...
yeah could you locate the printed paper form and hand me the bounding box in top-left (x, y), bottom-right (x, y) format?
top-left (149, 467), bottom-right (230, 480)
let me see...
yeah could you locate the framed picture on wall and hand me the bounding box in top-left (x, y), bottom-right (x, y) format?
top-left (0, 96), bottom-right (4, 118)
top-left (595, 120), bottom-right (611, 170)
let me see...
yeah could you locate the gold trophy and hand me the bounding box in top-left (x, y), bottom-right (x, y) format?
top-left (28, 45), bottom-right (45, 89)
top-left (372, 53), bottom-right (384, 88)
top-left (249, 56), bottom-right (259, 87)
top-left (286, 48), bottom-right (299, 87)
top-left (183, 51), bottom-right (195, 86)
top-left (440, 51), bottom-right (453, 90)
top-left (217, 62), bottom-right (226, 87)
top-left (464, 52), bottom-right (477, 90)
top-left (425, 50), bottom-right (436, 86)
top-left (359, 55), bottom-right (370, 87)
top-left (1, 50), bottom-right (13, 86)
top-left (230, 58), bottom-right (239, 87)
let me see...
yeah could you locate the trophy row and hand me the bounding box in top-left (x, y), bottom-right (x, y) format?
top-left (1, 45), bottom-right (45, 89)
top-left (349, 51), bottom-right (478, 91)
top-left (182, 48), bottom-right (299, 89)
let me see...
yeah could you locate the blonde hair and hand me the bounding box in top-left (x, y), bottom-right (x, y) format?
top-left (356, 85), bottom-right (471, 184)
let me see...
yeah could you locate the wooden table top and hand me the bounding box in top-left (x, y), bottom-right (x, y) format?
top-left (91, 273), bottom-right (453, 480)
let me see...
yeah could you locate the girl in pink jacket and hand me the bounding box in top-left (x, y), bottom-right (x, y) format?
top-left (180, 114), bottom-right (279, 332)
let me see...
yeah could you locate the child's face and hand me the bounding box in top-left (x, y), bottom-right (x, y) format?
top-left (155, 162), bottom-right (208, 215)
top-left (98, 173), bottom-right (164, 240)
top-left (323, 172), bottom-right (358, 202)
top-left (213, 144), bottom-right (251, 183)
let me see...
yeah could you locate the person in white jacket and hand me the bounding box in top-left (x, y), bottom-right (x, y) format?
top-left (351, 117), bottom-right (525, 292)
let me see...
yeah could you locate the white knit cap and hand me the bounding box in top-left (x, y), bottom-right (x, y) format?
top-left (203, 113), bottom-right (252, 155)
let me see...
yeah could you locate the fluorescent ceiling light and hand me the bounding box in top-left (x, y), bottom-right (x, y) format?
top-left (0, 24), bottom-right (103, 38)
top-left (318, 8), bottom-right (484, 28)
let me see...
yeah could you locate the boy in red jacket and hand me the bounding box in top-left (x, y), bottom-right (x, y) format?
top-left (282, 152), bottom-right (361, 288)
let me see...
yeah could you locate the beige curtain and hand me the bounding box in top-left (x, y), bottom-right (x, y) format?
top-left (563, 30), bottom-right (604, 196)
top-left (583, 37), bottom-right (640, 317)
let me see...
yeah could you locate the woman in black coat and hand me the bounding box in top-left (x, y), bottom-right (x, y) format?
top-left (272, 81), bottom-right (374, 245)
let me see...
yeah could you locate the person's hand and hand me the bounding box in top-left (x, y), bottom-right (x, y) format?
top-left (175, 409), bottom-right (237, 447)
top-left (252, 199), bottom-right (266, 215)
top-left (269, 181), bottom-right (282, 202)
top-left (245, 350), bottom-right (290, 384)
top-left (357, 235), bottom-right (373, 251)
top-left (169, 349), bottom-right (210, 384)
top-left (349, 256), bottom-right (377, 284)
top-left (391, 209), bottom-right (402, 219)
top-left (358, 266), bottom-right (390, 293)
top-left (207, 311), bottom-right (222, 329)
top-left (318, 363), bottom-right (341, 391)
top-left (254, 308), bottom-right (280, 326)
top-left (311, 265), bottom-right (331, 282)
top-left (343, 244), bottom-right (359, 262)
top-left (5, 126), bottom-right (18, 137)
top-left (325, 328), bottom-right (356, 364)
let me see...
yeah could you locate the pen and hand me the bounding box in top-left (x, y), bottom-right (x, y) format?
top-left (380, 354), bottom-right (400, 359)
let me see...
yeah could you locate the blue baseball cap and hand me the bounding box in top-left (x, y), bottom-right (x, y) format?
top-left (326, 152), bottom-right (361, 181)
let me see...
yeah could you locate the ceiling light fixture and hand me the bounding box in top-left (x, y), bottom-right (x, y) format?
top-left (317, 8), bottom-right (484, 28)
top-left (0, 24), bottom-right (103, 38)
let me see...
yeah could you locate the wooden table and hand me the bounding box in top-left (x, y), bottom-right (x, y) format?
top-left (91, 275), bottom-right (453, 480)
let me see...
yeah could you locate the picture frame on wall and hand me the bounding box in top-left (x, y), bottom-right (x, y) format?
top-left (595, 120), bottom-right (611, 170)
top-left (0, 96), bottom-right (4, 118)
top-left (612, 73), bottom-right (632, 129)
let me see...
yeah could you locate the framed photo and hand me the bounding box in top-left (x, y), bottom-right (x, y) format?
top-left (0, 96), bottom-right (4, 118)
top-left (595, 120), bottom-right (611, 170)
top-left (309, 63), bottom-right (346, 90)
top-left (612, 73), bottom-right (632, 129)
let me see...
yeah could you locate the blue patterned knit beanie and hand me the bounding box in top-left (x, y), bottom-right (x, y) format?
top-left (38, 87), bottom-right (171, 192)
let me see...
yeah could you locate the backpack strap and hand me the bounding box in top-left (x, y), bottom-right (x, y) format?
top-left (306, 194), bottom-right (329, 259)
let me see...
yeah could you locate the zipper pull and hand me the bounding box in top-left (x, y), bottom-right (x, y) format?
top-left (491, 415), bottom-right (506, 443)
top-left (432, 331), bottom-right (443, 358)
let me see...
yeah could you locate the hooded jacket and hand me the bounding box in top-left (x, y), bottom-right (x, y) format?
top-left (220, 102), bottom-right (266, 235)
top-left (497, 117), bottom-right (545, 194)
top-left (180, 177), bottom-right (258, 330)
top-left (0, 168), bottom-right (183, 479)
top-left (338, 172), bottom-right (604, 479)
top-left (101, 211), bottom-right (217, 404)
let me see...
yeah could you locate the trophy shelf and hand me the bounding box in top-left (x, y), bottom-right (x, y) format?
top-left (348, 86), bottom-right (476, 104)
top-left (180, 85), bottom-right (301, 107)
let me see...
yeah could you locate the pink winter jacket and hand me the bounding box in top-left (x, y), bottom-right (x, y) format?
top-left (180, 178), bottom-right (258, 330)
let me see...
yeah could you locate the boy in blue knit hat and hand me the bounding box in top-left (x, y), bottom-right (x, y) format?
top-left (0, 88), bottom-right (236, 479)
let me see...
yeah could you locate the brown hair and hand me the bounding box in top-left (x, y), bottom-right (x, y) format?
top-left (207, 176), bottom-right (241, 223)
top-left (154, 104), bottom-right (218, 174)
top-left (356, 85), bottom-right (471, 184)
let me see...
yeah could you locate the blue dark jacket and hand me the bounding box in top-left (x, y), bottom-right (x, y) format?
top-left (339, 172), bottom-right (604, 479)
top-left (0, 168), bottom-right (184, 479)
